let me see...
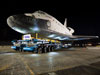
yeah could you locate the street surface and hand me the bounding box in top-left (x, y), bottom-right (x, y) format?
top-left (0, 46), bottom-right (100, 75)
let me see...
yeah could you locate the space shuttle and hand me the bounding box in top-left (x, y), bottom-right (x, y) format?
top-left (7, 10), bottom-right (98, 40)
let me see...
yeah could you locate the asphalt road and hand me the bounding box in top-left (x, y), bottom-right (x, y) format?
top-left (0, 47), bottom-right (100, 75)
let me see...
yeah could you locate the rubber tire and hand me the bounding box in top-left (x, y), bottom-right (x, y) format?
top-left (16, 47), bottom-right (19, 51)
top-left (47, 46), bottom-right (51, 52)
top-left (51, 47), bottom-right (54, 52)
top-left (38, 48), bottom-right (42, 54)
top-left (32, 50), bottom-right (34, 53)
top-left (19, 48), bottom-right (23, 52)
top-left (49, 46), bottom-right (51, 52)
top-left (44, 47), bottom-right (47, 53)
top-left (32, 48), bottom-right (37, 53)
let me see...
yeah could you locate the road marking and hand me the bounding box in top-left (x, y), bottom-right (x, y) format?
top-left (18, 55), bottom-right (35, 75)
top-left (0, 64), bottom-right (12, 72)
top-left (48, 72), bottom-right (57, 75)
top-left (24, 61), bottom-right (35, 75)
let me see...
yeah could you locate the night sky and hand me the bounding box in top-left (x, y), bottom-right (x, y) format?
top-left (0, 3), bottom-right (100, 42)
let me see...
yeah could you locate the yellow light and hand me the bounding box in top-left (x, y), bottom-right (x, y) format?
top-left (45, 39), bottom-right (51, 42)
top-left (36, 33), bottom-right (38, 39)
top-left (56, 40), bottom-right (60, 43)
top-left (37, 38), bottom-right (41, 40)
top-left (51, 40), bottom-right (55, 42)
top-left (31, 37), bottom-right (34, 39)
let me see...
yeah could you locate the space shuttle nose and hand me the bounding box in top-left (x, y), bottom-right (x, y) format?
top-left (7, 14), bottom-right (34, 34)
top-left (7, 14), bottom-right (49, 34)
top-left (7, 14), bottom-right (33, 27)
top-left (7, 16), bottom-right (14, 28)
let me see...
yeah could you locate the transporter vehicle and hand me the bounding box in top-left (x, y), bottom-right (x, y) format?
top-left (11, 34), bottom-right (63, 53)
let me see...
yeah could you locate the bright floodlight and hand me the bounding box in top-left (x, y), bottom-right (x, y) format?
top-left (62, 37), bottom-right (69, 40)
top-left (33, 27), bottom-right (39, 32)
top-left (30, 54), bottom-right (40, 57)
top-left (48, 52), bottom-right (59, 56)
top-left (48, 34), bottom-right (55, 38)
top-left (54, 36), bottom-right (61, 40)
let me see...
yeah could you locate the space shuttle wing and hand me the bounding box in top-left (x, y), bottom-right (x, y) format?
top-left (71, 35), bottom-right (99, 38)
top-left (66, 35), bottom-right (99, 41)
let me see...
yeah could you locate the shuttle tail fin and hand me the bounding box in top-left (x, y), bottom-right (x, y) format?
top-left (64, 18), bottom-right (67, 27)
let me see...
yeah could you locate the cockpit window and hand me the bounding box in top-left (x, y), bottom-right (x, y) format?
top-left (67, 27), bottom-right (71, 31)
top-left (37, 11), bottom-right (46, 15)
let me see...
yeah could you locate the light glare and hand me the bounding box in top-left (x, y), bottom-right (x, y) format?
top-left (33, 27), bottom-right (39, 31)
top-left (48, 34), bottom-right (55, 38)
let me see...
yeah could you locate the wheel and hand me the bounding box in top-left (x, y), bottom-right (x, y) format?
top-left (19, 48), bottom-right (23, 52)
top-left (32, 48), bottom-right (37, 53)
top-left (48, 46), bottom-right (51, 52)
top-left (16, 47), bottom-right (19, 51)
top-left (51, 46), bottom-right (54, 51)
top-left (44, 47), bottom-right (47, 53)
top-left (32, 50), bottom-right (34, 53)
top-left (38, 48), bottom-right (42, 54)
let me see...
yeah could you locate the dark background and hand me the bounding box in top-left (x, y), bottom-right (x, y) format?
top-left (0, 1), bottom-right (100, 42)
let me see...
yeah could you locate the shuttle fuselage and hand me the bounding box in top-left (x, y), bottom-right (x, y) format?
top-left (7, 10), bottom-right (98, 40)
